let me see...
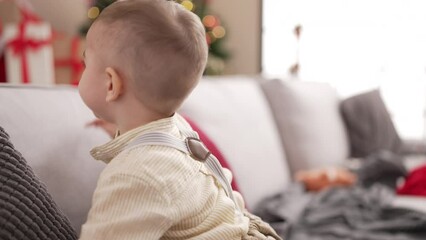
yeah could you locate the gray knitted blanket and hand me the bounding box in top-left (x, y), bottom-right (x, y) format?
top-left (0, 127), bottom-right (77, 240)
top-left (255, 183), bottom-right (426, 240)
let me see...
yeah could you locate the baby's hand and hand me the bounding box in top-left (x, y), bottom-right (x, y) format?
top-left (86, 119), bottom-right (117, 138)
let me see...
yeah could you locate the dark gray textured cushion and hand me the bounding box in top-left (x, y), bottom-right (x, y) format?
top-left (340, 89), bottom-right (402, 158)
top-left (0, 127), bottom-right (77, 240)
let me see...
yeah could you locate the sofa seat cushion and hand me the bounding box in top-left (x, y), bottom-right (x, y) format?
top-left (262, 79), bottom-right (349, 175)
top-left (179, 76), bottom-right (291, 209)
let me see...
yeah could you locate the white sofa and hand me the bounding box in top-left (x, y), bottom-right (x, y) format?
top-left (0, 76), bottom-right (425, 235)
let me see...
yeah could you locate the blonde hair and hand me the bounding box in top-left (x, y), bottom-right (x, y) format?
top-left (95, 0), bottom-right (208, 115)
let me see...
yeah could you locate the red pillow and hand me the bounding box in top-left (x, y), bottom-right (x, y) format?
top-left (397, 164), bottom-right (426, 197)
top-left (183, 116), bottom-right (240, 193)
top-left (0, 54), bottom-right (6, 83)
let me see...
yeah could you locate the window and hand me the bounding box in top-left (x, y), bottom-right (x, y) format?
top-left (263, 0), bottom-right (426, 139)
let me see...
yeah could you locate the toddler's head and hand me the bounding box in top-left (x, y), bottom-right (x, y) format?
top-left (79, 0), bottom-right (208, 120)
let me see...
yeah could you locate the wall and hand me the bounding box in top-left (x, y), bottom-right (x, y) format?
top-left (209, 0), bottom-right (261, 75)
top-left (31, 0), bottom-right (87, 35)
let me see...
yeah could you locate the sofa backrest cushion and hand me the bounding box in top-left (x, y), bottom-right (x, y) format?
top-left (261, 79), bottom-right (349, 175)
top-left (179, 76), bottom-right (291, 209)
top-left (0, 85), bottom-right (108, 234)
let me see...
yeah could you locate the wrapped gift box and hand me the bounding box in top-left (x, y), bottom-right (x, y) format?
top-left (53, 35), bottom-right (85, 85)
top-left (0, 1), bottom-right (29, 83)
top-left (3, 21), bottom-right (54, 85)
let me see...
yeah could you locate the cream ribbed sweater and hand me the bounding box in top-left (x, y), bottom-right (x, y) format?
top-left (79, 114), bottom-right (249, 240)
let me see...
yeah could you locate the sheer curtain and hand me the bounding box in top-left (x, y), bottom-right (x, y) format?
top-left (262, 0), bottom-right (426, 139)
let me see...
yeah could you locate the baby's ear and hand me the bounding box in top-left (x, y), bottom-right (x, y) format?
top-left (105, 67), bottom-right (123, 102)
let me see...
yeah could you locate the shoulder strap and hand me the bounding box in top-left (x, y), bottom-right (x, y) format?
top-left (127, 130), bottom-right (242, 215)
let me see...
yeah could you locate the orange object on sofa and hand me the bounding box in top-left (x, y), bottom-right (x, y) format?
top-left (295, 167), bottom-right (357, 192)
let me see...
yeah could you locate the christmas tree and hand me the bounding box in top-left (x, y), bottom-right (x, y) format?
top-left (80, 0), bottom-right (229, 75)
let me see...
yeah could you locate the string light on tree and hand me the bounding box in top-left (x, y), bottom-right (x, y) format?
top-left (87, 6), bottom-right (100, 19)
top-left (202, 15), bottom-right (217, 28)
top-left (175, 0), bottom-right (229, 75)
top-left (202, 15), bottom-right (226, 45)
top-left (212, 26), bottom-right (226, 39)
top-left (180, 0), bottom-right (194, 11)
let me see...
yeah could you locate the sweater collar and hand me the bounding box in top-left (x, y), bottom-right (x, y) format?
top-left (91, 114), bottom-right (179, 163)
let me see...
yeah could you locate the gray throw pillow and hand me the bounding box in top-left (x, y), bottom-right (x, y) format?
top-left (340, 89), bottom-right (402, 158)
top-left (0, 127), bottom-right (77, 240)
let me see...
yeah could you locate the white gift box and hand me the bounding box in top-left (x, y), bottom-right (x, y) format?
top-left (3, 22), bottom-right (54, 85)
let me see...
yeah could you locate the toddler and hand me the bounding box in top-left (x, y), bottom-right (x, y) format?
top-left (78, 0), bottom-right (280, 239)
